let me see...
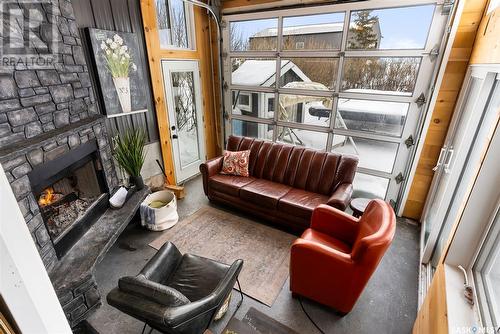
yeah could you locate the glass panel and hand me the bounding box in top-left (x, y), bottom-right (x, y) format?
top-left (230, 18), bottom-right (278, 51)
top-left (347, 5), bottom-right (435, 50)
top-left (171, 71), bottom-right (200, 167)
top-left (231, 90), bottom-right (274, 119)
top-left (232, 119), bottom-right (273, 140)
top-left (280, 58), bottom-right (339, 90)
top-left (231, 58), bottom-right (277, 87)
top-left (342, 57), bottom-right (421, 96)
top-left (353, 173), bottom-right (389, 199)
top-left (332, 135), bottom-right (398, 173)
top-left (282, 12), bottom-right (345, 51)
top-left (336, 98), bottom-right (409, 137)
top-left (156, 0), bottom-right (189, 49)
top-left (277, 126), bottom-right (327, 150)
top-left (278, 94), bottom-right (332, 127)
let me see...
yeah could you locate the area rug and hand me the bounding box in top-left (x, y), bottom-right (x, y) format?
top-left (149, 206), bottom-right (296, 306)
top-left (222, 307), bottom-right (300, 334)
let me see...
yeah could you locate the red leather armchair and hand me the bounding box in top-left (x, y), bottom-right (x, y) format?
top-left (290, 200), bottom-right (396, 314)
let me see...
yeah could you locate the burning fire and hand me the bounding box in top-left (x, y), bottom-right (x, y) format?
top-left (38, 187), bottom-right (55, 207)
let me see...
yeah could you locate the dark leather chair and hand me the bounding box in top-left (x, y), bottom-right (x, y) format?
top-left (200, 135), bottom-right (359, 231)
top-left (290, 200), bottom-right (396, 314)
top-left (107, 242), bottom-right (243, 334)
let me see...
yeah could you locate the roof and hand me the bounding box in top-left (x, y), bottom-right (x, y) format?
top-left (251, 22), bottom-right (347, 38)
top-left (231, 60), bottom-right (310, 86)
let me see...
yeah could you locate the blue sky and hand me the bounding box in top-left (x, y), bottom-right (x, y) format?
top-left (231, 4), bottom-right (435, 49)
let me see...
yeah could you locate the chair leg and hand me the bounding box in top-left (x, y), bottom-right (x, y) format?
top-left (235, 278), bottom-right (244, 310)
top-left (141, 323), bottom-right (147, 334)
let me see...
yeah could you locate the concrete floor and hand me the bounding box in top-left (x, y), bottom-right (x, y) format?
top-left (87, 175), bottom-right (420, 334)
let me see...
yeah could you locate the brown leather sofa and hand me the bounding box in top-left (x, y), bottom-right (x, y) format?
top-left (200, 136), bottom-right (358, 231)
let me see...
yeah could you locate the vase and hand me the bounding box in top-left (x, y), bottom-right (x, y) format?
top-left (113, 77), bottom-right (132, 113)
top-left (129, 175), bottom-right (144, 190)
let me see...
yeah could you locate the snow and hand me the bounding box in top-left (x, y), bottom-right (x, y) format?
top-left (231, 60), bottom-right (310, 86)
top-left (338, 98), bottom-right (408, 117)
top-left (253, 22), bottom-right (345, 37)
top-left (344, 88), bottom-right (413, 97)
top-left (178, 127), bottom-right (200, 168)
top-left (353, 173), bottom-right (389, 199)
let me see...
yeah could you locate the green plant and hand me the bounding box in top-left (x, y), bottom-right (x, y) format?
top-left (113, 129), bottom-right (147, 177)
top-left (100, 34), bottom-right (137, 78)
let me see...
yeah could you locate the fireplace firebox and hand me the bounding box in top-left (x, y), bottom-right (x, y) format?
top-left (28, 140), bottom-right (109, 258)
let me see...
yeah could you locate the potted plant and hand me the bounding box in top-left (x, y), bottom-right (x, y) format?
top-left (100, 34), bottom-right (137, 113)
top-left (113, 129), bottom-right (147, 189)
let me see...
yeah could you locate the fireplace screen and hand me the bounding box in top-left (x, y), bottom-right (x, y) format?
top-left (37, 160), bottom-right (103, 241)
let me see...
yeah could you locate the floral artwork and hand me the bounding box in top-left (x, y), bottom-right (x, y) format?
top-left (87, 28), bottom-right (148, 117)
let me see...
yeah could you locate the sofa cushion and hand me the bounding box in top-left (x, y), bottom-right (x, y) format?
top-left (209, 174), bottom-right (256, 197)
top-left (240, 179), bottom-right (291, 209)
top-left (278, 188), bottom-right (329, 220)
top-left (220, 150), bottom-right (251, 176)
top-left (301, 228), bottom-right (352, 254)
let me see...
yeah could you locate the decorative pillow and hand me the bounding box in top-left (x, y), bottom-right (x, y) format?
top-left (220, 150), bottom-right (250, 177)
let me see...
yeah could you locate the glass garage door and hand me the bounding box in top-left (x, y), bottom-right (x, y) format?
top-left (222, 0), bottom-right (450, 207)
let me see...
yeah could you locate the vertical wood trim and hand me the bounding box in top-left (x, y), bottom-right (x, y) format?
top-left (140, 0), bottom-right (177, 185)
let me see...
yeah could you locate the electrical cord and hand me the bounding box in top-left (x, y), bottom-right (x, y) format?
top-left (298, 296), bottom-right (326, 334)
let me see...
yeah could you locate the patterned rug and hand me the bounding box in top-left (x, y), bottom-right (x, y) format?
top-left (222, 307), bottom-right (300, 334)
top-left (149, 206), bottom-right (296, 306)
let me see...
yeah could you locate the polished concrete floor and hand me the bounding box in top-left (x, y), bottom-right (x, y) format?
top-left (87, 175), bottom-right (420, 334)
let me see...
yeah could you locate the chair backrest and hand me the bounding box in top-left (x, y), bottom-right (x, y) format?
top-left (226, 135), bottom-right (358, 195)
top-left (351, 199), bottom-right (396, 262)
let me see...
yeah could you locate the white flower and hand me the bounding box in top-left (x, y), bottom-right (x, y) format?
top-left (119, 48), bottom-right (125, 55)
top-left (121, 45), bottom-right (128, 51)
top-left (100, 42), bottom-right (106, 50)
top-left (131, 64), bottom-right (137, 71)
top-left (125, 53), bottom-right (130, 59)
top-left (112, 53), bottom-right (118, 59)
top-left (106, 38), bottom-right (113, 44)
top-left (114, 34), bottom-right (123, 45)
top-left (110, 42), bottom-right (118, 50)
top-left (106, 49), bottom-right (111, 55)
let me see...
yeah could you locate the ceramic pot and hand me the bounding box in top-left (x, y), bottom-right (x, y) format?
top-left (113, 76), bottom-right (131, 113)
top-left (129, 175), bottom-right (144, 190)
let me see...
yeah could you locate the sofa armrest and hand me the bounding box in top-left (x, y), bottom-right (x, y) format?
top-left (327, 183), bottom-right (353, 211)
top-left (118, 275), bottom-right (190, 307)
top-left (199, 156), bottom-right (223, 195)
top-left (311, 204), bottom-right (359, 245)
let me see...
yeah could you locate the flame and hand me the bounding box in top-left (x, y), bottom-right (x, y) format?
top-left (39, 187), bottom-right (55, 207)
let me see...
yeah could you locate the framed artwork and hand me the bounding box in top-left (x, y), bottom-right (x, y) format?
top-left (86, 28), bottom-right (148, 118)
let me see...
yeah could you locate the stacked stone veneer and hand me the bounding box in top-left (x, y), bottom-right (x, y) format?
top-left (0, 0), bottom-right (120, 327)
top-left (0, 0), bottom-right (96, 149)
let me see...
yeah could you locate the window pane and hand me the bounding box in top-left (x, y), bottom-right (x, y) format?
top-left (336, 98), bottom-right (408, 137)
top-left (172, 71), bottom-right (200, 167)
top-left (342, 57), bottom-right (421, 96)
top-left (353, 173), bottom-right (389, 199)
top-left (230, 18), bottom-right (278, 51)
top-left (277, 126), bottom-right (327, 150)
top-left (347, 5), bottom-right (435, 50)
top-left (282, 12), bottom-right (345, 51)
top-left (156, 0), bottom-right (189, 49)
top-left (278, 94), bottom-right (332, 127)
top-left (231, 58), bottom-right (276, 87)
top-left (231, 90), bottom-right (274, 119)
top-left (232, 119), bottom-right (273, 140)
top-left (280, 58), bottom-right (339, 90)
top-left (332, 135), bottom-right (398, 173)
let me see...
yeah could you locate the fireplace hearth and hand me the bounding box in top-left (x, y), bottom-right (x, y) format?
top-left (28, 140), bottom-right (109, 258)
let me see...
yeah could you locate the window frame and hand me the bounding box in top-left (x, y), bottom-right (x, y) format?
top-left (155, 0), bottom-right (196, 51)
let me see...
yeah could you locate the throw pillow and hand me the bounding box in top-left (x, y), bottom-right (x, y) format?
top-left (220, 150), bottom-right (250, 177)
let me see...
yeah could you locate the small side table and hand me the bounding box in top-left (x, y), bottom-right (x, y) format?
top-left (350, 198), bottom-right (371, 218)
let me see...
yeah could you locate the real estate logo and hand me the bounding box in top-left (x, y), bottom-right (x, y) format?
top-left (0, 1), bottom-right (59, 69)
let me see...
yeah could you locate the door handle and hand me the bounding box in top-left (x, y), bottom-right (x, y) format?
top-left (443, 148), bottom-right (454, 173)
top-left (432, 147), bottom-right (446, 171)
top-left (171, 126), bottom-right (176, 130)
top-left (172, 134), bottom-right (178, 139)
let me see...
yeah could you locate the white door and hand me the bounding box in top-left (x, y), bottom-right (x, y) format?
top-left (421, 67), bottom-right (500, 264)
top-left (162, 60), bottom-right (206, 183)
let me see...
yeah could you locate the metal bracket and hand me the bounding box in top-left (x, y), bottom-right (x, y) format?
top-left (416, 93), bottom-right (427, 107)
top-left (440, 0), bottom-right (455, 15)
top-left (338, 51), bottom-right (345, 57)
top-left (422, 46), bottom-right (440, 58)
top-left (395, 172), bottom-right (405, 184)
top-left (223, 81), bottom-right (228, 91)
top-left (405, 135), bottom-right (415, 148)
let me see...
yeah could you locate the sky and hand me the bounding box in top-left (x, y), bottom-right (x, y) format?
top-left (230, 4), bottom-right (435, 50)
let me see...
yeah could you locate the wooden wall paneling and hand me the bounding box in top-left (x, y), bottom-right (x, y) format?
top-left (403, 0), bottom-right (488, 220)
top-left (470, 4), bottom-right (500, 64)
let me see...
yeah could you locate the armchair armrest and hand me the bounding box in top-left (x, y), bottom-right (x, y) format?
top-left (118, 275), bottom-right (190, 307)
top-left (164, 259), bottom-right (244, 328)
top-left (327, 183), bottom-right (353, 211)
top-left (141, 242), bottom-right (182, 283)
top-left (199, 156), bottom-right (223, 195)
top-left (311, 204), bottom-right (359, 245)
